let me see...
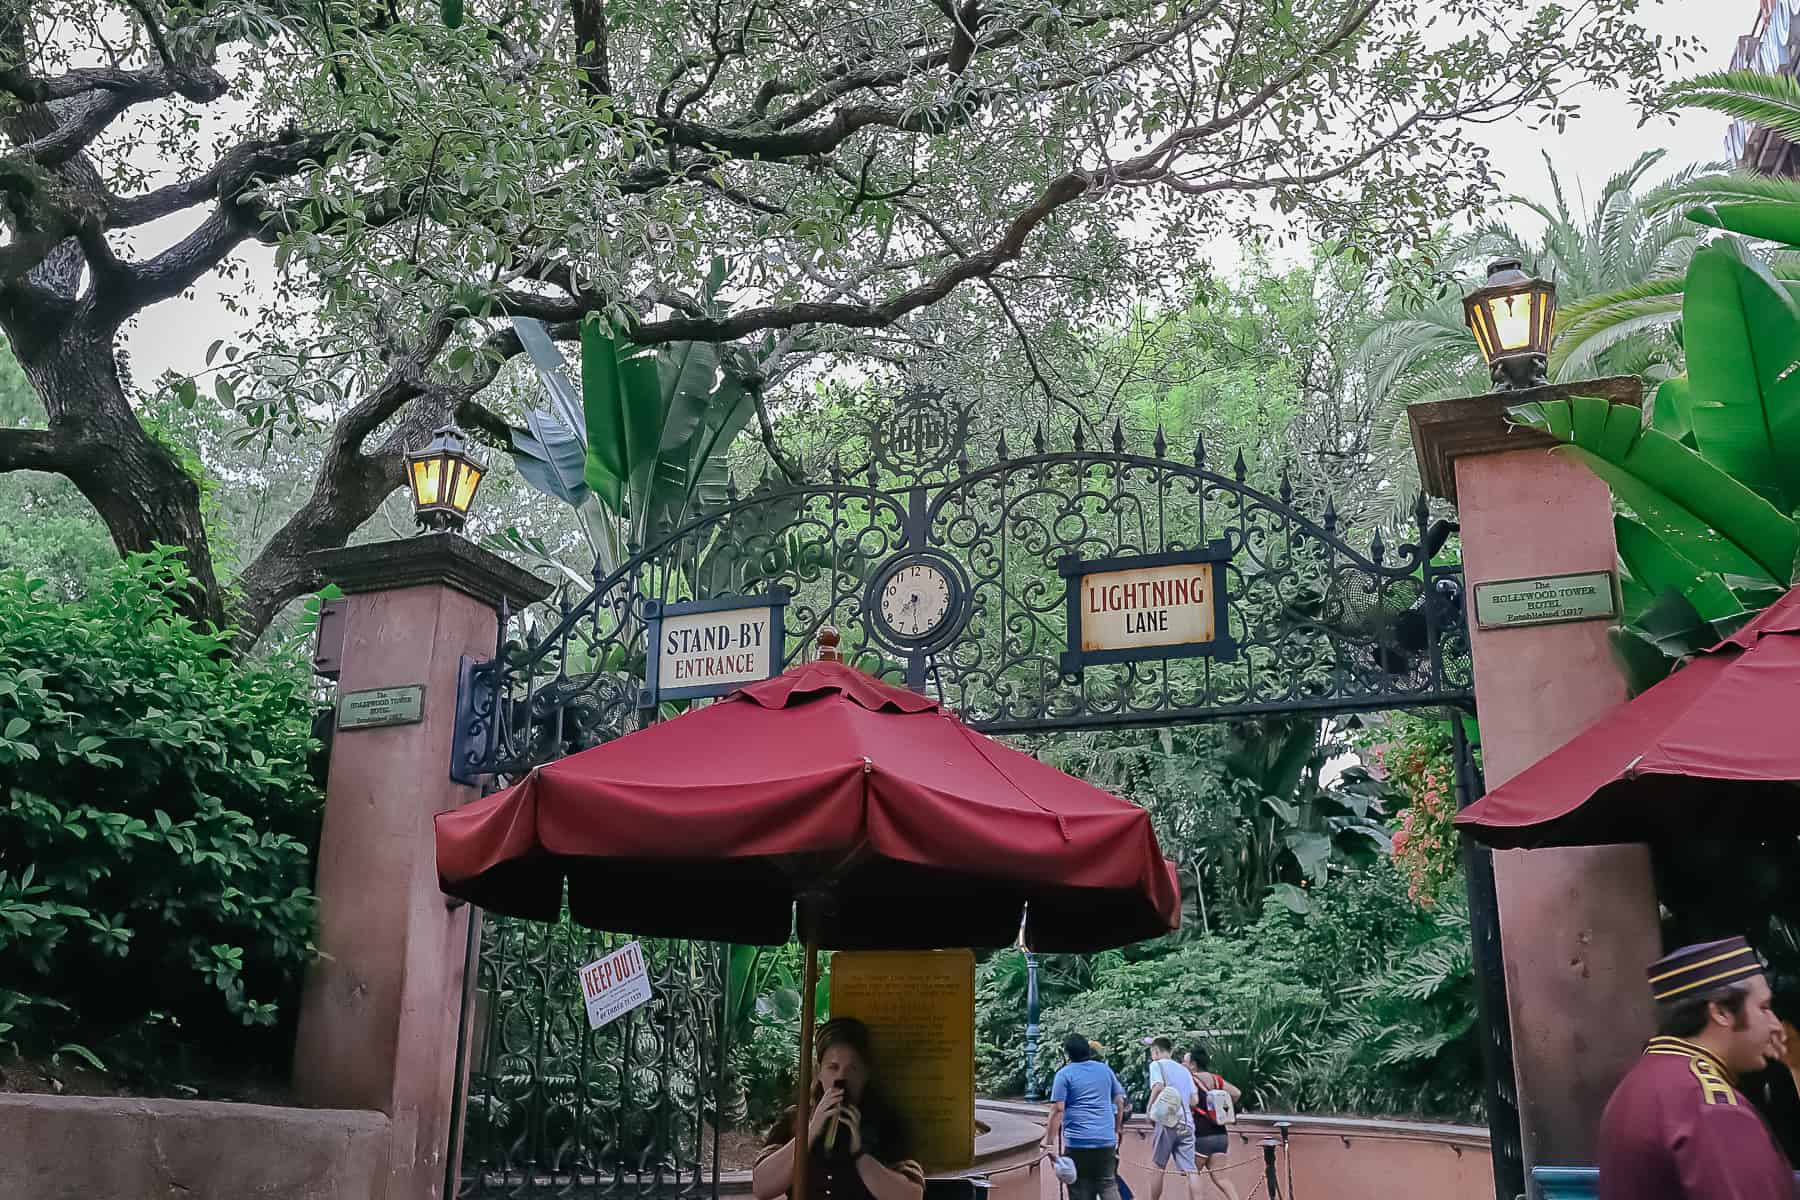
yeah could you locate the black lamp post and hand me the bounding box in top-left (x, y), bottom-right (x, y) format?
top-left (1462, 259), bottom-right (1558, 391)
top-left (1021, 946), bottom-right (1041, 1101)
top-left (406, 424), bottom-right (486, 533)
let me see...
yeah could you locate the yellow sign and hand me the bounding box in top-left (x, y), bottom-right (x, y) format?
top-left (1080, 561), bottom-right (1218, 652)
top-left (829, 950), bottom-right (975, 1172)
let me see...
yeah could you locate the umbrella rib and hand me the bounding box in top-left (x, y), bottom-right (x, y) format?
top-left (944, 717), bottom-right (1073, 841)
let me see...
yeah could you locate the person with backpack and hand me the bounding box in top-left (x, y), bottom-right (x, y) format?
top-left (1144, 1037), bottom-right (1200, 1200)
top-left (1184, 1045), bottom-right (1242, 1200)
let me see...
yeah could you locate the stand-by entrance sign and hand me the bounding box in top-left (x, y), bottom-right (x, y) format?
top-left (1059, 541), bottom-right (1236, 672)
top-left (640, 589), bottom-right (788, 705)
top-left (579, 941), bottom-right (654, 1030)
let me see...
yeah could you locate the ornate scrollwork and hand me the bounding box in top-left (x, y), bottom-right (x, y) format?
top-left (453, 393), bottom-right (1474, 1197)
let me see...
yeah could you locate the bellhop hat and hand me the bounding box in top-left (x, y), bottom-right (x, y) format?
top-left (1649, 936), bottom-right (1765, 1002)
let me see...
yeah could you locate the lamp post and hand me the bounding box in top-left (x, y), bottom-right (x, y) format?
top-left (1021, 935), bottom-right (1041, 1101)
top-left (1462, 259), bottom-right (1558, 391)
top-left (406, 424), bottom-right (487, 532)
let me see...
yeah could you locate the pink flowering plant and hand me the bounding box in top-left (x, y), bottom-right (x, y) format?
top-left (1365, 716), bottom-right (1470, 906)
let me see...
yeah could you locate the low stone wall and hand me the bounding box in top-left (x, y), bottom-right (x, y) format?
top-left (977, 1102), bottom-right (1493, 1200)
top-left (0, 1094), bottom-right (390, 1199)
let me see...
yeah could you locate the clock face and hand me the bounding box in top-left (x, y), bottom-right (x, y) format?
top-left (879, 560), bottom-right (953, 641)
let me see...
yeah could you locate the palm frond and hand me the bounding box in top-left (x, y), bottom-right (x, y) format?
top-left (1668, 70), bottom-right (1800, 144)
top-left (1552, 312), bottom-right (1681, 380)
top-left (1599, 148), bottom-right (1668, 205)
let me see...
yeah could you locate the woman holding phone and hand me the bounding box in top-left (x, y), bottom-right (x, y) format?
top-left (754, 1018), bottom-right (926, 1200)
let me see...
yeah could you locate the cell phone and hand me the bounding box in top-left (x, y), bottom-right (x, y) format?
top-left (823, 1081), bottom-right (846, 1152)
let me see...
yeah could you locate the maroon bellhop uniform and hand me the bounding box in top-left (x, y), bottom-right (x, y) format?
top-left (1598, 1036), bottom-right (1797, 1200)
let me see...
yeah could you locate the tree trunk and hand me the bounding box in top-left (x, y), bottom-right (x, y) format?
top-left (18, 323), bottom-right (227, 631)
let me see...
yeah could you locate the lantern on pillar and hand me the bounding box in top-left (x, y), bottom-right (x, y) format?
top-left (406, 425), bottom-right (485, 532)
top-left (1463, 259), bottom-right (1557, 391)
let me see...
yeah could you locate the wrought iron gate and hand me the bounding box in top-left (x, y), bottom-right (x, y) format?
top-left (446, 388), bottom-right (1512, 1198)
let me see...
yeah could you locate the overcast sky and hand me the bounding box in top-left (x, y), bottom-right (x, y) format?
top-left (121, 0), bottom-right (1744, 385)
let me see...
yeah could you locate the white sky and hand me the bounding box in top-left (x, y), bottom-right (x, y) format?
top-left (121, 0), bottom-right (1742, 385)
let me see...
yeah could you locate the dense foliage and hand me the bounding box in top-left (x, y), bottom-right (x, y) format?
top-left (0, 550), bottom-right (321, 1085)
top-left (973, 862), bottom-right (1482, 1123)
top-left (0, 0), bottom-right (1683, 641)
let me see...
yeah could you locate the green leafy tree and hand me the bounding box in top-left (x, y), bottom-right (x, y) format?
top-left (0, 0), bottom-right (1682, 643)
top-left (0, 549), bottom-right (320, 1084)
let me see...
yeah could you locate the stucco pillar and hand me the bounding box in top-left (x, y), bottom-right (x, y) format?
top-left (293, 533), bottom-right (550, 1200)
top-left (1412, 379), bottom-right (1661, 1194)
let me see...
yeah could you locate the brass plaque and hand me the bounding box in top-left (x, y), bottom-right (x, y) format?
top-left (1473, 571), bottom-right (1617, 630)
top-left (830, 950), bottom-right (975, 1172)
top-left (338, 684), bottom-right (426, 730)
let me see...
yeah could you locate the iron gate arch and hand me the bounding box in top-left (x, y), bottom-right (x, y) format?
top-left (447, 392), bottom-right (1498, 1199)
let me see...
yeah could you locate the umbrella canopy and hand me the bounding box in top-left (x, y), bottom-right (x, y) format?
top-left (436, 659), bottom-right (1181, 952)
top-left (1456, 588), bottom-right (1800, 849)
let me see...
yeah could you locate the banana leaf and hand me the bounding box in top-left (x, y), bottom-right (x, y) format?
top-left (1612, 516), bottom-right (1739, 624)
top-left (1681, 239), bottom-right (1800, 510)
top-left (1649, 376), bottom-right (1693, 446)
top-left (1688, 201), bottom-right (1800, 248)
top-left (1609, 587), bottom-right (1716, 695)
top-left (1510, 396), bottom-right (1795, 583)
top-left (509, 409), bottom-right (589, 505)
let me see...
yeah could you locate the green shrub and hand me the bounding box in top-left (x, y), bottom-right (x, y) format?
top-left (1021, 866), bottom-right (1482, 1123)
top-left (0, 549), bottom-right (321, 1083)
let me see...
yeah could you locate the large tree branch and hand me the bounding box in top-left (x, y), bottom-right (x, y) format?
top-left (229, 320), bottom-right (532, 647)
top-left (630, 170), bottom-right (1090, 343)
top-left (0, 62), bottom-right (226, 105)
top-left (86, 129), bottom-right (352, 327)
top-left (6, 64), bottom-right (228, 167)
top-left (652, 89), bottom-right (991, 161)
top-left (0, 424), bottom-right (69, 471)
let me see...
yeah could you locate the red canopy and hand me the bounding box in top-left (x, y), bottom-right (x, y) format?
top-left (435, 660), bottom-right (1181, 952)
top-left (1456, 588), bottom-right (1800, 849)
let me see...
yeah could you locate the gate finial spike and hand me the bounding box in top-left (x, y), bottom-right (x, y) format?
top-left (1233, 449), bottom-right (1247, 484)
top-left (1194, 430), bottom-right (1205, 466)
top-left (1323, 495), bottom-right (1338, 533)
top-left (957, 444), bottom-right (971, 476)
top-left (1073, 422), bottom-right (1086, 452)
top-left (1371, 528), bottom-right (1386, 564)
top-left (1279, 468), bottom-right (1292, 506)
top-left (829, 454), bottom-right (843, 482)
top-left (1413, 492), bottom-right (1430, 531)
top-left (1153, 424), bottom-right (1167, 459)
top-left (867, 458), bottom-right (879, 488)
top-left (1112, 419), bottom-right (1125, 453)
top-left (1033, 423), bottom-right (1046, 455)
top-left (997, 430), bottom-right (1010, 461)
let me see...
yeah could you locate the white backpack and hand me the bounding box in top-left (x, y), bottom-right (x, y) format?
top-left (1204, 1085), bottom-right (1236, 1126)
top-left (1148, 1060), bottom-right (1188, 1128)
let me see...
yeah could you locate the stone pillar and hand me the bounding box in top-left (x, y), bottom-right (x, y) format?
top-left (1412, 379), bottom-right (1662, 1194)
top-left (292, 534), bottom-right (550, 1200)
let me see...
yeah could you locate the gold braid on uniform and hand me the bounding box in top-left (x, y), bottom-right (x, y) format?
top-left (1645, 1036), bottom-right (1740, 1106)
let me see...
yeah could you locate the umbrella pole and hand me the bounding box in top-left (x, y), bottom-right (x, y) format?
top-left (792, 936), bottom-right (820, 1200)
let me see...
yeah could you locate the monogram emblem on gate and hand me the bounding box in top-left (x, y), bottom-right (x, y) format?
top-left (870, 386), bottom-right (971, 479)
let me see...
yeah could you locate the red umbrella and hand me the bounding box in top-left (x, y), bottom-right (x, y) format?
top-left (436, 652), bottom-right (1180, 1200)
top-left (1456, 588), bottom-right (1800, 849)
top-left (436, 657), bottom-right (1179, 951)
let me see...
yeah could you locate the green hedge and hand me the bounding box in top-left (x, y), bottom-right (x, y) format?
top-left (0, 549), bottom-right (322, 1084)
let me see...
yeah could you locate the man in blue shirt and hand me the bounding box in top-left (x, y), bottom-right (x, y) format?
top-left (1041, 1033), bottom-right (1126, 1200)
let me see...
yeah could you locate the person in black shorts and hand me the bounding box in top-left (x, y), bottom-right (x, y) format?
top-left (1184, 1045), bottom-right (1242, 1200)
